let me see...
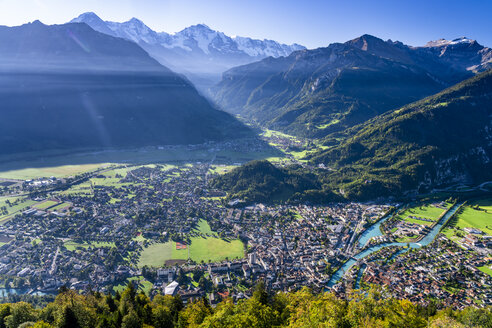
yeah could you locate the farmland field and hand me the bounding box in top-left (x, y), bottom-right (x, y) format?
top-left (395, 203), bottom-right (450, 226)
top-left (0, 197), bottom-right (37, 221)
top-left (0, 164), bottom-right (107, 180)
top-left (448, 199), bottom-right (492, 235)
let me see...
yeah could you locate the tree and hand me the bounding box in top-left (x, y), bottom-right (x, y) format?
top-left (4, 302), bottom-right (38, 328)
top-left (0, 304), bottom-right (11, 328)
top-left (121, 310), bottom-right (142, 328)
top-left (252, 281), bottom-right (268, 306)
top-left (30, 322), bottom-right (53, 328)
top-left (57, 306), bottom-right (80, 328)
top-left (152, 305), bottom-right (173, 328)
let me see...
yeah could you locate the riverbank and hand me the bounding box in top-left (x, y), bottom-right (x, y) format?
top-left (327, 202), bottom-right (464, 288)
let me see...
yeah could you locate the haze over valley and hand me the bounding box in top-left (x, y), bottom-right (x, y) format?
top-left (0, 1), bottom-right (491, 327)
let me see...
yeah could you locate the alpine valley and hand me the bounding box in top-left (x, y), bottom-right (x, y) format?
top-left (0, 7), bottom-right (491, 326)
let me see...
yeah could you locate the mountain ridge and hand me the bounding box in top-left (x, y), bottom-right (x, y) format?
top-left (0, 21), bottom-right (252, 155)
top-left (212, 34), bottom-right (491, 138)
top-left (70, 12), bottom-right (305, 92)
top-left (213, 70), bottom-right (492, 202)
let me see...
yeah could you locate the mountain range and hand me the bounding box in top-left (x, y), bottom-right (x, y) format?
top-left (70, 12), bottom-right (305, 93)
top-left (213, 34), bottom-right (492, 138)
top-left (312, 69), bottom-right (492, 198)
top-left (214, 70), bottom-right (492, 202)
top-left (0, 21), bottom-right (251, 155)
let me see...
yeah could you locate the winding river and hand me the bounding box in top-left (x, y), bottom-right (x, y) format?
top-left (326, 202), bottom-right (463, 288)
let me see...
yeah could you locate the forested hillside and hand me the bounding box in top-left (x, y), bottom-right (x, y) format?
top-left (214, 70), bottom-right (492, 202)
top-left (212, 34), bottom-right (491, 138)
top-left (0, 284), bottom-right (490, 328)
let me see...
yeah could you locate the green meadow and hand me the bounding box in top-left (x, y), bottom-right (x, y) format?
top-left (137, 220), bottom-right (244, 267)
top-left (449, 199), bottom-right (492, 235)
top-left (395, 203), bottom-right (449, 227)
top-left (0, 164), bottom-right (107, 180)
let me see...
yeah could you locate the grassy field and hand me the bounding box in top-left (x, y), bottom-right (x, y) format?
top-left (0, 197), bottom-right (37, 222)
top-left (138, 237), bottom-right (244, 267)
top-left (395, 203), bottom-right (449, 227)
top-left (478, 265), bottom-right (492, 277)
top-left (208, 165), bottom-right (238, 175)
top-left (64, 241), bottom-right (116, 251)
top-left (450, 200), bottom-right (492, 235)
top-left (195, 219), bottom-right (216, 235)
top-left (0, 164), bottom-right (107, 180)
top-left (441, 198), bottom-right (492, 246)
top-left (49, 202), bottom-right (71, 211)
top-left (189, 237), bottom-right (244, 263)
top-left (34, 200), bottom-right (59, 210)
top-left (113, 275), bottom-right (153, 294)
top-left (138, 242), bottom-right (177, 267)
top-left (138, 221), bottom-right (244, 267)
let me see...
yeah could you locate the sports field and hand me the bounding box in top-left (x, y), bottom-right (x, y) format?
top-left (34, 200), bottom-right (59, 210)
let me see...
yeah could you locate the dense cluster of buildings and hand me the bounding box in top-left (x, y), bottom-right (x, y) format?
top-left (0, 158), bottom-right (490, 309)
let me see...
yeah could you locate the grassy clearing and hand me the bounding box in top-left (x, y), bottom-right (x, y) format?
top-left (138, 236), bottom-right (253, 267)
top-left (138, 236), bottom-right (244, 268)
top-left (208, 165), bottom-right (237, 175)
top-left (395, 203), bottom-right (449, 227)
top-left (261, 129), bottom-right (299, 140)
top-left (138, 242), bottom-right (174, 267)
top-left (0, 164), bottom-right (107, 180)
top-left (478, 265), bottom-right (492, 277)
top-left (195, 220), bottom-right (216, 236)
top-left (451, 200), bottom-right (492, 235)
top-left (64, 241), bottom-right (115, 251)
top-left (189, 237), bottom-right (244, 263)
top-left (113, 276), bottom-right (152, 294)
top-left (316, 119), bottom-right (340, 130)
top-left (34, 200), bottom-right (59, 210)
top-left (49, 202), bottom-right (71, 211)
top-left (0, 197), bottom-right (37, 221)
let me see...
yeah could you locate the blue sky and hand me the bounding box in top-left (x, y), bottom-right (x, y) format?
top-left (0, 0), bottom-right (490, 49)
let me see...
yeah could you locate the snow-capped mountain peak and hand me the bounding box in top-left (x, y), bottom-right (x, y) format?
top-left (425, 37), bottom-right (477, 47)
top-left (70, 12), bottom-right (304, 58)
top-left (71, 12), bottom-right (115, 36)
top-left (69, 12), bottom-right (306, 93)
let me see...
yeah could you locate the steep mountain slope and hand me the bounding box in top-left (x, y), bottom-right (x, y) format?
top-left (210, 160), bottom-right (339, 204)
top-left (0, 21), bottom-right (251, 155)
top-left (213, 35), bottom-right (491, 138)
top-left (71, 12), bottom-right (305, 92)
top-left (214, 71), bottom-right (492, 202)
top-left (312, 69), bottom-right (492, 198)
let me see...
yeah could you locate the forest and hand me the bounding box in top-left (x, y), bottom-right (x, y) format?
top-left (0, 283), bottom-right (490, 328)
